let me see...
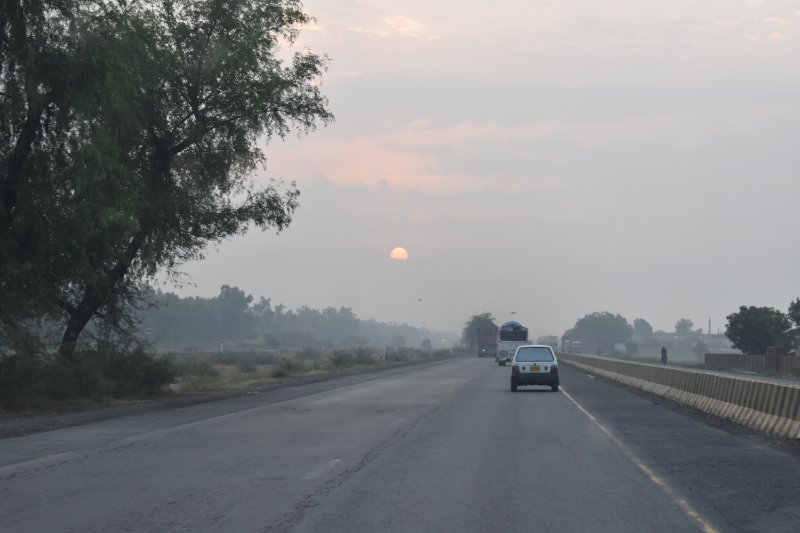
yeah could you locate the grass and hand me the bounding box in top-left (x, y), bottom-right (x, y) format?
top-left (164, 347), bottom-right (454, 393)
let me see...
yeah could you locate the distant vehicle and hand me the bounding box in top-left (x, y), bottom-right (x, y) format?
top-left (562, 338), bottom-right (583, 354)
top-left (496, 321), bottom-right (529, 366)
top-left (537, 335), bottom-right (559, 352)
top-left (476, 322), bottom-right (498, 358)
top-left (510, 345), bottom-right (559, 392)
top-left (479, 342), bottom-right (497, 358)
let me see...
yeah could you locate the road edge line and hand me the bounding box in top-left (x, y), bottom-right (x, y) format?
top-left (560, 386), bottom-right (719, 533)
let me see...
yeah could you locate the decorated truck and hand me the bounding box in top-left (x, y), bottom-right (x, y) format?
top-left (476, 321), bottom-right (498, 358)
top-left (496, 321), bottom-right (529, 366)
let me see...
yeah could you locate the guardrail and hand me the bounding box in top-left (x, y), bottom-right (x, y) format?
top-left (558, 352), bottom-right (800, 439)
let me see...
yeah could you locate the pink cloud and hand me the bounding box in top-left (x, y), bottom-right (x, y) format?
top-left (271, 137), bottom-right (483, 194)
top-left (383, 118), bottom-right (656, 149)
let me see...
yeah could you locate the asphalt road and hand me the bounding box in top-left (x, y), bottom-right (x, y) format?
top-left (2, 358), bottom-right (799, 532)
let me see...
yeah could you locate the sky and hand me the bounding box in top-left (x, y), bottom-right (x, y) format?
top-left (168, 0), bottom-right (800, 340)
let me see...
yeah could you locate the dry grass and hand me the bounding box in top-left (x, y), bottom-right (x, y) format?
top-left (169, 348), bottom-right (454, 394)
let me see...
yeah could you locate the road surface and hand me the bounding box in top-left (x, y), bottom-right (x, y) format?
top-left (2, 358), bottom-right (799, 532)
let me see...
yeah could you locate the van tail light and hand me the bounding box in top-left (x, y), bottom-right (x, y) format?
top-left (511, 365), bottom-right (520, 374)
top-left (550, 365), bottom-right (558, 374)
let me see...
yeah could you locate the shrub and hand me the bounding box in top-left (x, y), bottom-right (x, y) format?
top-left (295, 348), bottom-right (322, 362)
top-left (48, 349), bottom-right (113, 400)
top-left (0, 341), bottom-right (176, 410)
top-left (171, 356), bottom-right (220, 378)
top-left (271, 357), bottom-right (304, 378)
top-left (209, 351), bottom-right (281, 366)
top-left (431, 349), bottom-right (451, 359)
top-left (51, 342), bottom-right (176, 399)
top-left (330, 351), bottom-right (355, 368)
top-left (107, 347), bottom-right (176, 396)
top-left (385, 348), bottom-right (412, 362)
top-left (352, 348), bottom-right (375, 365)
top-left (0, 352), bottom-right (52, 409)
top-left (238, 362), bottom-right (257, 373)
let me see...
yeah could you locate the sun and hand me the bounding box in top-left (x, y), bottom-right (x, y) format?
top-left (390, 247), bottom-right (409, 260)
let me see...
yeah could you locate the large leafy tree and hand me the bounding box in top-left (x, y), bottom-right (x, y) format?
top-left (675, 318), bottom-right (694, 337)
top-left (724, 306), bottom-right (792, 355)
top-left (0, 0), bottom-right (332, 358)
top-left (788, 299), bottom-right (800, 329)
top-left (632, 318), bottom-right (654, 339)
top-left (1, 0), bottom-right (86, 349)
top-left (570, 311), bottom-right (633, 354)
top-left (461, 313), bottom-right (497, 350)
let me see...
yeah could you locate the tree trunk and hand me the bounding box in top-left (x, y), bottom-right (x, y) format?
top-left (58, 295), bottom-right (102, 360)
top-left (57, 233), bottom-right (144, 360)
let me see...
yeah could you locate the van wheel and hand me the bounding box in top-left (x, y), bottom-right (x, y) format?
top-left (511, 384), bottom-right (517, 392)
top-left (551, 385), bottom-right (559, 392)
top-left (499, 361), bottom-right (505, 366)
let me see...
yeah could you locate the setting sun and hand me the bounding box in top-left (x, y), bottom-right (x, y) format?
top-left (390, 247), bottom-right (409, 260)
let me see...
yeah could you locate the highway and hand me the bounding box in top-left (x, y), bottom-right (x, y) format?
top-left (2, 358), bottom-right (799, 532)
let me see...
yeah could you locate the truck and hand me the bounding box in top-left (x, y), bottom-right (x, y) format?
top-left (562, 338), bottom-right (583, 354)
top-left (537, 335), bottom-right (560, 352)
top-left (496, 321), bottom-right (529, 366)
top-left (476, 322), bottom-right (498, 358)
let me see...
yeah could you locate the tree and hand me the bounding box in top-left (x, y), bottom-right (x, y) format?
top-left (0, 1), bottom-right (332, 358)
top-left (461, 313), bottom-right (497, 350)
top-left (725, 306), bottom-right (792, 355)
top-left (633, 318), bottom-right (654, 339)
top-left (789, 299), bottom-right (800, 325)
top-left (624, 340), bottom-right (639, 356)
top-left (693, 339), bottom-right (708, 357)
top-left (0, 0), bottom-right (92, 351)
top-left (390, 335), bottom-right (406, 348)
top-left (570, 312), bottom-right (633, 354)
top-left (675, 318), bottom-right (694, 337)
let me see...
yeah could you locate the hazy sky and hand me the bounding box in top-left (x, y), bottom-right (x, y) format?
top-left (169, 0), bottom-right (800, 339)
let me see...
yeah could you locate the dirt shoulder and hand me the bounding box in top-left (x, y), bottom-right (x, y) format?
top-left (0, 357), bottom-right (450, 439)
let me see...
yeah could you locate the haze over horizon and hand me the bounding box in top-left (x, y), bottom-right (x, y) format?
top-left (164, 0), bottom-right (800, 339)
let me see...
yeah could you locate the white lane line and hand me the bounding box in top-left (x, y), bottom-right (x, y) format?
top-left (0, 452), bottom-right (76, 477)
top-left (303, 459), bottom-right (342, 480)
top-left (560, 386), bottom-right (719, 533)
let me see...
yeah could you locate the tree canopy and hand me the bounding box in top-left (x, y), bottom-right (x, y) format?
top-left (0, 0), bottom-right (332, 358)
top-left (724, 306), bottom-right (793, 355)
top-left (788, 299), bottom-right (800, 329)
top-left (632, 318), bottom-right (654, 339)
top-left (675, 318), bottom-right (694, 337)
top-left (570, 312), bottom-right (633, 354)
top-left (461, 313), bottom-right (497, 349)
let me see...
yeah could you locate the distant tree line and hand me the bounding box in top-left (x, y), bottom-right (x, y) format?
top-left (459, 311), bottom-right (682, 357)
top-left (138, 286), bottom-right (448, 352)
top-left (460, 301), bottom-right (800, 361)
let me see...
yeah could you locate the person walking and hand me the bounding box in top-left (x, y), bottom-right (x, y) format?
top-left (661, 346), bottom-right (668, 365)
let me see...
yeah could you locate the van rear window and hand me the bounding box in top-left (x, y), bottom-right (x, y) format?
top-left (515, 347), bottom-right (555, 363)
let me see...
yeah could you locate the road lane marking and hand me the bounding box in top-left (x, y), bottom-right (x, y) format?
top-left (0, 452), bottom-right (76, 477)
top-left (303, 459), bottom-right (342, 480)
top-left (560, 386), bottom-right (719, 533)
